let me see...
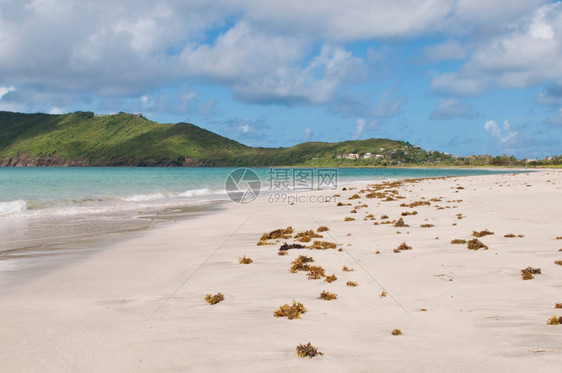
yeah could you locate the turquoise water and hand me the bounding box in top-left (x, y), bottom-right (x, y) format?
top-left (0, 167), bottom-right (514, 255)
top-left (0, 167), bottom-right (512, 216)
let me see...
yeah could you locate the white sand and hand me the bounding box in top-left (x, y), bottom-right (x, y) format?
top-left (1, 170), bottom-right (561, 372)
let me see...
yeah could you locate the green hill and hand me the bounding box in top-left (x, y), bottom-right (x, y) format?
top-left (0, 111), bottom-right (259, 166)
top-left (2, 110), bottom-right (540, 167)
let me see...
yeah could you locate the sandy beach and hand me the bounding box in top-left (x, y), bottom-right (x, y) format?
top-left (1, 170), bottom-right (561, 372)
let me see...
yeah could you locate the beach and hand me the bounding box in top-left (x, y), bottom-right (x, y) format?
top-left (1, 170), bottom-right (561, 372)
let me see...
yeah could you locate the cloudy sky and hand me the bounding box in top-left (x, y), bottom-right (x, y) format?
top-left (1, 0), bottom-right (561, 158)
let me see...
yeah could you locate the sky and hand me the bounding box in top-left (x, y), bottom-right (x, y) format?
top-left (1, 0), bottom-right (561, 158)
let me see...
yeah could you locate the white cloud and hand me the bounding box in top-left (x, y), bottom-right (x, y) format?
top-left (222, 116), bottom-right (270, 143)
top-left (0, 0), bottom-right (230, 97)
top-left (180, 22), bottom-right (305, 83)
top-left (239, 124), bottom-right (250, 133)
top-left (352, 118), bottom-right (365, 140)
top-left (536, 80), bottom-right (562, 106)
top-left (133, 91), bottom-right (196, 115)
top-left (430, 98), bottom-right (477, 120)
top-left (431, 73), bottom-right (487, 97)
top-left (303, 127), bottom-right (312, 141)
top-left (0, 85), bottom-right (15, 99)
top-left (226, 43), bottom-right (366, 105)
top-left (431, 2), bottom-right (562, 96)
top-left (140, 95), bottom-right (151, 107)
top-left (484, 119), bottom-right (517, 143)
top-left (424, 40), bottom-right (468, 62)
top-left (237, 0), bottom-right (453, 41)
top-left (446, 0), bottom-right (548, 36)
top-left (371, 92), bottom-right (406, 118)
top-left (48, 107), bottom-right (64, 114)
top-left (0, 0), bottom-right (559, 120)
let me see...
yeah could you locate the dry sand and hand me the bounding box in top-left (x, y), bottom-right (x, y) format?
top-left (1, 170), bottom-right (561, 372)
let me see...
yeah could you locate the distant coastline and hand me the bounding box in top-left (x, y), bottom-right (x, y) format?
top-left (1, 111), bottom-right (560, 168)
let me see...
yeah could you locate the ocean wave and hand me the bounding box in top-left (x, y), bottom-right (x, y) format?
top-left (178, 188), bottom-right (215, 197)
top-left (121, 192), bottom-right (167, 202)
top-left (0, 200), bottom-right (27, 216)
top-left (121, 188), bottom-right (222, 202)
top-left (0, 188), bottom-right (226, 219)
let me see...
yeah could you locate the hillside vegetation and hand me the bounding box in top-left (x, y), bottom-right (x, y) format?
top-left (0, 111), bottom-right (559, 167)
top-left (0, 111), bottom-right (257, 166)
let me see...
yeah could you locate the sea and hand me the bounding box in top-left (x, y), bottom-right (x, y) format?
top-left (0, 167), bottom-right (515, 285)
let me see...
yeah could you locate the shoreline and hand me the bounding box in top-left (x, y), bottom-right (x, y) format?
top-left (1, 164), bottom-right (559, 169)
top-left (0, 201), bottom-right (226, 292)
top-left (1, 170), bottom-right (561, 371)
top-left (0, 167), bottom-right (518, 279)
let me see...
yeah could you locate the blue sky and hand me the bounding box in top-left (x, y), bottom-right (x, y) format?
top-left (1, 0), bottom-right (561, 158)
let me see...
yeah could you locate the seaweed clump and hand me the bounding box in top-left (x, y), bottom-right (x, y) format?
top-left (307, 266), bottom-right (326, 279)
top-left (344, 216), bottom-right (355, 222)
top-left (204, 293), bottom-right (224, 305)
top-left (504, 233), bottom-right (525, 238)
top-left (258, 226), bottom-right (294, 244)
top-left (467, 239), bottom-right (488, 250)
top-left (324, 274), bottom-right (338, 283)
top-left (547, 316), bottom-right (562, 325)
top-left (295, 230), bottom-right (322, 243)
top-left (317, 226), bottom-right (329, 232)
top-left (310, 240), bottom-right (337, 250)
top-left (290, 255), bottom-right (314, 273)
top-left (238, 256), bottom-right (253, 264)
top-left (401, 201), bottom-right (430, 208)
top-left (391, 329), bottom-right (402, 336)
top-left (274, 301), bottom-right (307, 319)
top-left (421, 224), bottom-right (435, 228)
top-left (342, 265), bottom-right (354, 272)
top-left (319, 290), bottom-right (337, 300)
top-left (346, 281), bottom-right (358, 287)
top-left (394, 218), bottom-right (409, 227)
top-left (555, 260), bottom-right (562, 266)
top-left (472, 229), bottom-right (494, 238)
top-left (393, 242), bottom-right (413, 253)
top-left (451, 239), bottom-right (467, 244)
top-left (521, 267), bottom-right (541, 280)
top-left (279, 243), bottom-right (305, 251)
top-left (296, 343), bottom-right (323, 358)
top-left (365, 191), bottom-right (388, 199)
top-left (401, 211), bottom-right (418, 216)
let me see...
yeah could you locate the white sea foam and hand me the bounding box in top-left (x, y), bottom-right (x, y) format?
top-left (121, 192), bottom-right (167, 202)
top-left (3, 189), bottom-right (225, 220)
top-left (0, 200), bottom-right (27, 216)
top-left (178, 188), bottom-right (214, 197)
top-left (121, 188), bottom-right (222, 202)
